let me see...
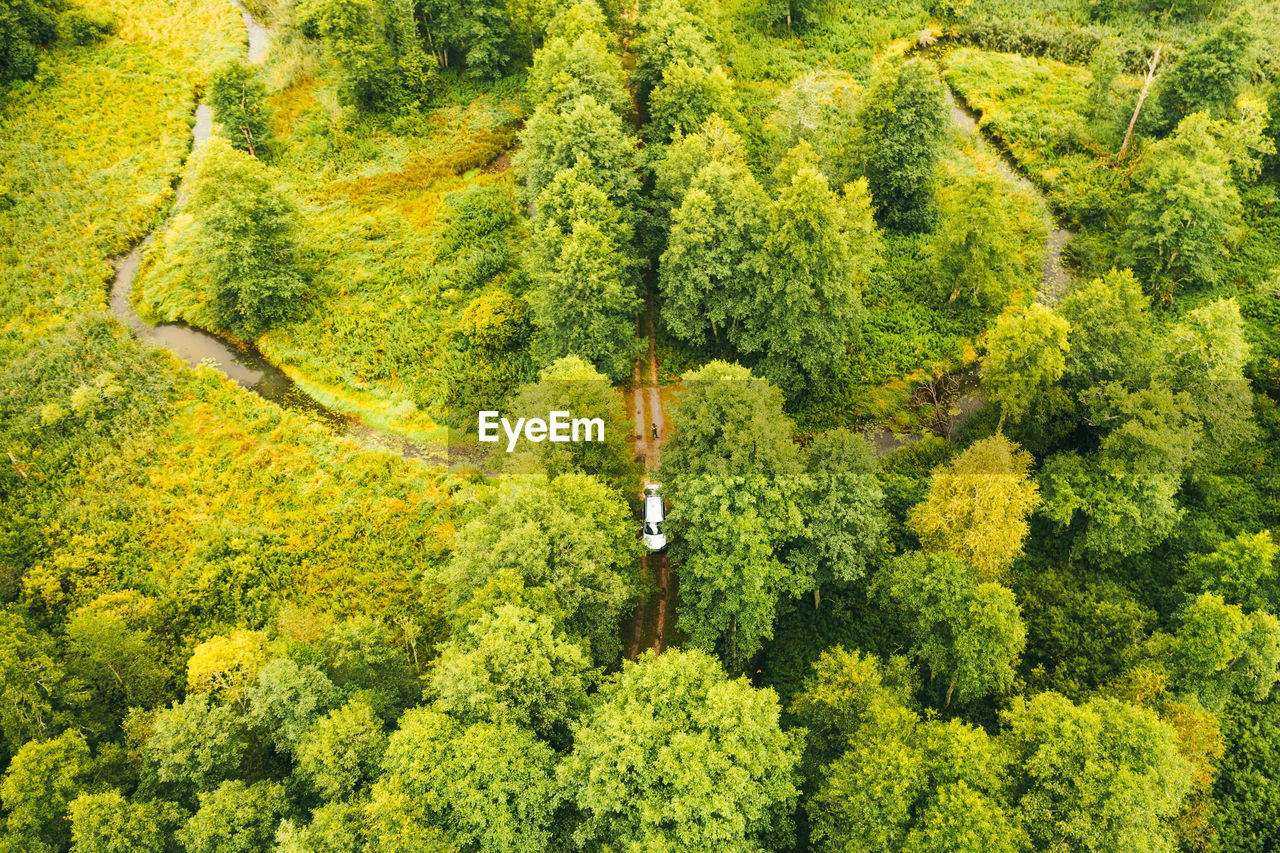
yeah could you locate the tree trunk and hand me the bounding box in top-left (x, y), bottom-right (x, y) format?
top-left (1119, 44), bottom-right (1162, 163)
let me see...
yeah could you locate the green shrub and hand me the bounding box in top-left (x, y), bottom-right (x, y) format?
top-left (56, 6), bottom-right (117, 45)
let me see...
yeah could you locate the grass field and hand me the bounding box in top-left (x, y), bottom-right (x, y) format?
top-left (0, 0), bottom-right (242, 356)
top-left (1, 0), bottom-right (463, 643)
top-left (130, 34), bottom-right (528, 439)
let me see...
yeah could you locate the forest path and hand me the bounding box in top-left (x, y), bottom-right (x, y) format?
top-left (627, 275), bottom-right (675, 661)
top-left (622, 0), bottom-right (677, 661)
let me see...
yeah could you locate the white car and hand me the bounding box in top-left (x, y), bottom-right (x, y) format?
top-left (642, 484), bottom-right (667, 551)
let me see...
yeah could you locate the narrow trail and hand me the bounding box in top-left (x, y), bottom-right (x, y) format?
top-left (626, 276), bottom-right (674, 660)
top-left (107, 3), bottom-right (448, 464)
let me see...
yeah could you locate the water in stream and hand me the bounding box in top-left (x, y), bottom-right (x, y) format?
top-left (107, 4), bottom-right (448, 464)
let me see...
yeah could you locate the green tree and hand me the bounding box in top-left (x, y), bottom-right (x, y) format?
top-left (631, 0), bottom-right (714, 107)
top-left (650, 114), bottom-right (749, 222)
top-left (1181, 531), bottom-right (1280, 614)
top-left (1213, 692), bottom-right (1280, 853)
top-left (769, 70), bottom-right (862, 186)
top-left (528, 29), bottom-right (628, 115)
top-left (188, 139), bottom-right (309, 336)
top-left (646, 61), bottom-right (740, 145)
top-left (177, 780), bottom-right (289, 853)
top-left (660, 362), bottom-right (806, 667)
top-left (741, 152), bottom-right (878, 393)
top-left (1156, 15), bottom-right (1258, 129)
top-left (297, 698), bottom-right (388, 800)
top-left (561, 649), bottom-right (802, 852)
top-left (907, 434), bottom-right (1040, 582)
top-left (506, 355), bottom-right (640, 491)
top-left (789, 646), bottom-right (918, 774)
top-left (529, 219), bottom-right (638, 382)
top-left (1155, 297), bottom-right (1255, 471)
top-left (0, 729), bottom-right (90, 849)
top-left (246, 657), bottom-right (340, 755)
top-left (141, 694), bottom-right (249, 805)
top-left (1087, 36), bottom-right (1123, 123)
top-left (515, 94), bottom-right (639, 209)
top-left (1058, 268), bottom-right (1152, 394)
top-left (866, 59), bottom-right (948, 233)
top-left (275, 800), bottom-right (365, 853)
top-left (875, 552), bottom-right (1026, 706)
top-left (1162, 593), bottom-right (1280, 713)
top-left (792, 429), bottom-right (886, 608)
top-left (928, 164), bottom-right (1035, 308)
top-left (1001, 693), bottom-right (1194, 853)
top-left (0, 608), bottom-right (70, 755)
top-left (658, 159), bottom-right (767, 347)
top-left (208, 59), bottom-right (272, 156)
top-left (1124, 114), bottom-right (1241, 297)
top-left (298, 0), bottom-right (435, 106)
top-left (981, 302), bottom-right (1070, 428)
top-left (377, 709), bottom-right (560, 853)
top-left (445, 472), bottom-right (642, 664)
top-left (68, 791), bottom-right (173, 853)
top-left (315, 615), bottom-right (421, 720)
top-left (810, 719), bottom-right (1020, 853)
top-left (421, 0), bottom-right (511, 79)
top-left (430, 604), bottom-right (593, 748)
top-left (0, 0), bottom-right (58, 85)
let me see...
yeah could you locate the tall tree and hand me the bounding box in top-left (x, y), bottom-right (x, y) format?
top-left (1124, 115), bottom-right (1241, 297)
top-left (875, 552), bottom-right (1026, 706)
top-left (646, 62), bottom-right (740, 145)
top-left (866, 59), bottom-right (948, 233)
top-left (188, 139), bottom-right (309, 336)
top-left (69, 791), bottom-right (175, 853)
top-left (429, 604), bottom-right (594, 748)
top-left (791, 428), bottom-right (886, 608)
top-left (208, 59), bottom-right (272, 156)
top-left (631, 0), bottom-right (715, 108)
top-left (660, 362), bottom-right (805, 667)
top-left (740, 150), bottom-right (878, 394)
top-left (506, 355), bottom-right (640, 491)
top-left (515, 94), bottom-right (639, 211)
top-left (658, 159), bottom-right (767, 347)
top-left (981, 302), bottom-right (1071, 429)
top-left (1000, 693), bottom-right (1194, 853)
top-left (445, 472), bottom-right (642, 665)
top-left (527, 28), bottom-right (628, 115)
top-left (1155, 14), bottom-right (1258, 129)
top-left (561, 649), bottom-right (802, 852)
top-left (928, 162), bottom-right (1037, 308)
top-left (176, 780), bottom-right (290, 853)
top-left (529, 219), bottom-right (638, 382)
top-left (0, 729), bottom-right (90, 850)
top-left (375, 709), bottom-right (560, 853)
top-left (298, 0), bottom-right (435, 106)
top-left (296, 698), bottom-right (388, 800)
top-left (907, 434), bottom-right (1040, 582)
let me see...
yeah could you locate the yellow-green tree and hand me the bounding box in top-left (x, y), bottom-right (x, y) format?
top-left (908, 434), bottom-right (1040, 582)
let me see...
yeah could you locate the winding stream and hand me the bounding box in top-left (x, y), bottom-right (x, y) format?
top-left (109, 4), bottom-right (447, 463)
top-left (943, 84), bottom-right (1075, 305)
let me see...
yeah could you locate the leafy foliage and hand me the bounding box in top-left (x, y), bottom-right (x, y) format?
top-left (562, 649), bottom-right (802, 852)
top-left (187, 139), bottom-right (309, 336)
